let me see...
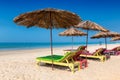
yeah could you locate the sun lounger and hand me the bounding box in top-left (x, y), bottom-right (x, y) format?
top-left (63, 46), bottom-right (86, 52)
top-left (36, 52), bottom-right (80, 73)
top-left (79, 48), bottom-right (108, 62)
top-left (103, 46), bottom-right (120, 55)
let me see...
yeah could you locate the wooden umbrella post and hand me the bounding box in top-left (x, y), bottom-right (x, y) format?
top-left (50, 11), bottom-right (54, 70)
top-left (72, 36), bottom-right (73, 49)
top-left (105, 37), bottom-right (107, 49)
top-left (86, 29), bottom-right (89, 49)
top-left (85, 30), bottom-right (89, 60)
top-left (50, 28), bottom-right (54, 70)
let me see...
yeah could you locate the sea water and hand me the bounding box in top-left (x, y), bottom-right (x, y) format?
top-left (0, 42), bottom-right (118, 50)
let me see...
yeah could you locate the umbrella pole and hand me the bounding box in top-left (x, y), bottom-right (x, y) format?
top-left (105, 37), bottom-right (107, 49)
top-left (86, 29), bottom-right (89, 49)
top-left (85, 29), bottom-right (89, 60)
top-left (50, 11), bottom-right (54, 70)
top-left (72, 36), bottom-right (73, 49)
top-left (50, 28), bottom-right (54, 70)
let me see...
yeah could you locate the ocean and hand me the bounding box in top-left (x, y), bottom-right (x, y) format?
top-left (0, 42), bottom-right (118, 50)
top-left (0, 42), bottom-right (84, 50)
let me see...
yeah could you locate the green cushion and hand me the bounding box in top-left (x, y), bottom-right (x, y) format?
top-left (36, 55), bottom-right (63, 61)
top-left (36, 52), bottom-right (72, 62)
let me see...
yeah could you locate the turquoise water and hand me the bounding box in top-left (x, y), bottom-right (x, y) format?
top-left (0, 42), bottom-right (84, 50)
top-left (0, 42), bottom-right (118, 50)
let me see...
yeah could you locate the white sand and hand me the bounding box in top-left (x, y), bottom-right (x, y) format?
top-left (0, 43), bottom-right (120, 80)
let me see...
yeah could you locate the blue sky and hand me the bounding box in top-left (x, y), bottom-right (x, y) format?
top-left (0, 0), bottom-right (120, 43)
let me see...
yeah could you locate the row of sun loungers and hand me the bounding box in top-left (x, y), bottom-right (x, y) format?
top-left (36, 46), bottom-right (120, 73)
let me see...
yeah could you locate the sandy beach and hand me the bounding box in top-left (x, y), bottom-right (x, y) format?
top-left (0, 43), bottom-right (120, 80)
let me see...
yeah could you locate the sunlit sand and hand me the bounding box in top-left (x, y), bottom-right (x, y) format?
top-left (0, 43), bottom-right (120, 80)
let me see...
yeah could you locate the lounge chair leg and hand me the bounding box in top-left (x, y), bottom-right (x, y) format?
top-left (69, 65), bottom-right (74, 73)
top-left (78, 63), bottom-right (80, 71)
top-left (72, 65), bottom-right (74, 73)
top-left (85, 60), bottom-right (88, 67)
top-left (35, 61), bottom-right (41, 69)
top-left (36, 62), bottom-right (39, 65)
top-left (103, 57), bottom-right (106, 62)
top-left (100, 58), bottom-right (102, 62)
top-left (79, 59), bottom-right (88, 69)
top-left (101, 57), bottom-right (105, 62)
top-left (101, 58), bottom-right (103, 62)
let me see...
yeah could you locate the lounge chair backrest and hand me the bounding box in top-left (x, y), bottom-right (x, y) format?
top-left (117, 47), bottom-right (120, 51)
top-left (93, 48), bottom-right (104, 56)
top-left (57, 52), bottom-right (75, 62)
top-left (76, 46), bottom-right (86, 51)
top-left (112, 46), bottom-right (120, 51)
top-left (73, 50), bottom-right (83, 60)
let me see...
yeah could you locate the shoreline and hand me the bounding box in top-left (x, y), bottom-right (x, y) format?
top-left (0, 43), bottom-right (119, 57)
top-left (0, 43), bottom-right (119, 53)
top-left (0, 42), bottom-right (119, 51)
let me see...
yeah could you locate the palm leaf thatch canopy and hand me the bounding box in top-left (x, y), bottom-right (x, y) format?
top-left (91, 31), bottom-right (120, 49)
top-left (111, 37), bottom-right (120, 41)
top-left (75, 20), bottom-right (108, 48)
top-left (59, 27), bottom-right (87, 49)
top-left (91, 31), bottom-right (120, 39)
top-left (59, 27), bottom-right (87, 36)
top-left (75, 20), bottom-right (109, 31)
top-left (14, 8), bottom-right (82, 29)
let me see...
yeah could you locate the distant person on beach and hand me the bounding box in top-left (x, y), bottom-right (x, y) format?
top-left (99, 41), bottom-right (102, 45)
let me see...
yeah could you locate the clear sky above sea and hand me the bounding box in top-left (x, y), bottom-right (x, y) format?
top-left (0, 0), bottom-right (120, 43)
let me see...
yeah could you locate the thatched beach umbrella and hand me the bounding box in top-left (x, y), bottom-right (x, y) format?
top-left (91, 31), bottom-right (120, 49)
top-left (75, 20), bottom-right (109, 48)
top-left (111, 37), bottom-right (120, 41)
top-left (59, 27), bottom-right (87, 49)
top-left (13, 8), bottom-right (82, 69)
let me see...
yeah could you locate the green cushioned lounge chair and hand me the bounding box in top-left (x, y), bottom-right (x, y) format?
top-left (36, 52), bottom-right (80, 73)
